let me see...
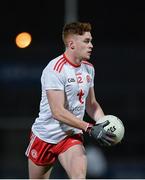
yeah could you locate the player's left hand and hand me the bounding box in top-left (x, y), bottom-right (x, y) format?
top-left (86, 121), bottom-right (116, 146)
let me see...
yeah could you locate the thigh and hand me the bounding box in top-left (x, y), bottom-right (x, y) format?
top-left (58, 144), bottom-right (87, 179)
top-left (25, 132), bottom-right (57, 178)
top-left (28, 159), bottom-right (53, 179)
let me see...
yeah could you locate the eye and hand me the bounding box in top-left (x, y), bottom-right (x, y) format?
top-left (84, 39), bottom-right (90, 43)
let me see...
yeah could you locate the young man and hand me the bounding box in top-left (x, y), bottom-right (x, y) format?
top-left (25, 22), bottom-right (115, 179)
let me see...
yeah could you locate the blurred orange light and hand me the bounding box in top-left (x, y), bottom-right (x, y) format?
top-left (15, 32), bottom-right (32, 48)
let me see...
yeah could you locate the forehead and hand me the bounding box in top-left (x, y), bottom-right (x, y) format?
top-left (74, 32), bottom-right (92, 40)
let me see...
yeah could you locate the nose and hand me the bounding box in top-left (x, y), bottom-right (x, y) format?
top-left (89, 42), bottom-right (93, 49)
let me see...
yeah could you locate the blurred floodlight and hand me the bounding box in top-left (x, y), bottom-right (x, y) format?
top-left (15, 32), bottom-right (32, 48)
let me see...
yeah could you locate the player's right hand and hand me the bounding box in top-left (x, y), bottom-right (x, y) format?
top-left (86, 120), bottom-right (116, 146)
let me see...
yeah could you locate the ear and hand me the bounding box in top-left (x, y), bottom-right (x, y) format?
top-left (68, 41), bottom-right (75, 49)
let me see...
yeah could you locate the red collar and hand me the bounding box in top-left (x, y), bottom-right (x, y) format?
top-left (63, 54), bottom-right (81, 68)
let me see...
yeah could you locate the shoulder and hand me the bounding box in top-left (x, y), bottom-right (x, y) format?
top-left (82, 60), bottom-right (94, 72)
top-left (82, 60), bottom-right (94, 68)
top-left (81, 60), bottom-right (95, 77)
top-left (44, 54), bottom-right (66, 74)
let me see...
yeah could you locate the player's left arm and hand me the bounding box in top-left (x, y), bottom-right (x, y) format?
top-left (86, 87), bottom-right (105, 123)
top-left (86, 87), bottom-right (116, 146)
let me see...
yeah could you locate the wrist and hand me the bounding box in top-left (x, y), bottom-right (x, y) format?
top-left (85, 123), bottom-right (93, 134)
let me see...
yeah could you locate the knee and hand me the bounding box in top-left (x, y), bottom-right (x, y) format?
top-left (69, 169), bottom-right (86, 179)
top-left (70, 173), bottom-right (86, 179)
top-left (68, 161), bottom-right (87, 178)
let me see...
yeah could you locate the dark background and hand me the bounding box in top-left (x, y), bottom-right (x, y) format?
top-left (0, 0), bottom-right (145, 178)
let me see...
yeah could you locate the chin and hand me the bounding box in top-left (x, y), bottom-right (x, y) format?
top-left (85, 56), bottom-right (90, 60)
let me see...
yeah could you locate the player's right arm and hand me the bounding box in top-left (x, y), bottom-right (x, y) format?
top-left (46, 89), bottom-right (115, 146)
top-left (46, 89), bottom-right (89, 131)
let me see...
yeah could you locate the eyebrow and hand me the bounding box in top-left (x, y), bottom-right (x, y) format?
top-left (84, 37), bottom-right (92, 41)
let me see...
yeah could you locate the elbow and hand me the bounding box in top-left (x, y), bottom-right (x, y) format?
top-left (51, 107), bottom-right (64, 120)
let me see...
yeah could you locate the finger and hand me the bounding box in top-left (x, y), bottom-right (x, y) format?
top-left (102, 120), bottom-right (110, 127)
top-left (104, 135), bottom-right (116, 144)
top-left (100, 138), bottom-right (112, 146)
top-left (106, 131), bottom-right (116, 137)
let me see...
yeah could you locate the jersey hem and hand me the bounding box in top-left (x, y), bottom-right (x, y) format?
top-left (31, 128), bottom-right (83, 144)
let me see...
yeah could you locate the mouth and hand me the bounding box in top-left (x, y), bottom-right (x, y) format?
top-left (87, 51), bottom-right (92, 55)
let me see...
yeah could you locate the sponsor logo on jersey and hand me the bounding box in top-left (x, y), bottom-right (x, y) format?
top-left (69, 105), bottom-right (84, 112)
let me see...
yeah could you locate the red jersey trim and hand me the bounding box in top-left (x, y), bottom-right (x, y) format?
top-left (63, 54), bottom-right (81, 68)
top-left (82, 60), bottom-right (94, 67)
top-left (53, 57), bottom-right (66, 73)
top-left (58, 60), bottom-right (66, 72)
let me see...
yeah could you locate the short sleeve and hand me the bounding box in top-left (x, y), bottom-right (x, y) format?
top-left (42, 67), bottom-right (65, 90)
top-left (90, 66), bottom-right (95, 87)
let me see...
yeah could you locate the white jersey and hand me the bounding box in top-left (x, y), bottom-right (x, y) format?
top-left (32, 54), bottom-right (95, 143)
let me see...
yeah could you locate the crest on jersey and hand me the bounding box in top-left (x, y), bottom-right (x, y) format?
top-left (86, 74), bottom-right (92, 83)
top-left (31, 149), bottom-right (38, 159)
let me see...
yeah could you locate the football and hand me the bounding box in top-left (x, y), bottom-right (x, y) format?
top-left (97, 115), bottom-right (125, 144)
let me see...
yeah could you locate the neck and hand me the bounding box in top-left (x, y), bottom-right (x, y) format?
top-left (64, 50), bottom-right (82, 66)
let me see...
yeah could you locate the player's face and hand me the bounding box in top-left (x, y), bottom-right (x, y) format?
top-left (73, 32), bottom-right (93, 60)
